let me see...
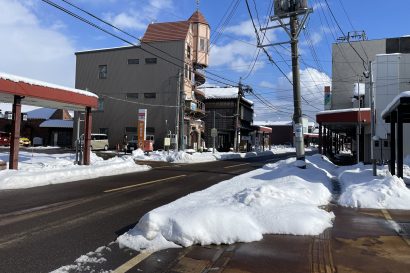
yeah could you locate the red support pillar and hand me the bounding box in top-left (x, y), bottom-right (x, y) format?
top-left (318, 123), bottom-right (323, 154)
top-left (9, 95), bottom-right (22, 170)
top-left (83, 107), bottom-right (92, 165)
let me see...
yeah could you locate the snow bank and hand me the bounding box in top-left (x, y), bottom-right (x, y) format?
top-left (337, 163), bottom-right (410, 209)
top-left (0, 151), bottom-right (150, 190)
top-left (117, 156), bottom-right (334, 252)
top-left (132, 146), bottom-right (307, 164)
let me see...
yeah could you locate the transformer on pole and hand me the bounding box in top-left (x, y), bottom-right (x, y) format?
top-left (259, 0), bottom-right (313, 168)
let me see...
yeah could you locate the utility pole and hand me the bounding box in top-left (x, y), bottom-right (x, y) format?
top-left (259, 1), bottom-right (312, 168)
top-left (179, 71), bottom-right (185, 151)
top-left (369, 61), bottom-right (377, 176)
top-left (290, 12), bottom-right (305, 166)
top-left (234, 79), bottom-right (243, 152)
top-left (213, 110), bottom-right (216, 154)
top-left (175, 70), bottom-right (181, 151)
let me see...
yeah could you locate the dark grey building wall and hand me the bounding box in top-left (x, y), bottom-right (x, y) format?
top-left (203, 98), bottom-right (253, 151)
top-left (75, 41), bottom-right (185, 149)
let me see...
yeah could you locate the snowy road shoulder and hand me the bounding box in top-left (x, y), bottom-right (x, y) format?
top-left (117, 155), bottom-right (335, 253)
top-left (0, 152), bottom-right (150, 190)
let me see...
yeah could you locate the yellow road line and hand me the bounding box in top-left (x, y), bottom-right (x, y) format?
top-left (381, 209), bottom-right (410, 247)
top-left (113, 251), bottom-right (152, 273)
top-left (223, 163), bottom-right (250, 169)
top-left (104, 175), bottom-right (186, 193)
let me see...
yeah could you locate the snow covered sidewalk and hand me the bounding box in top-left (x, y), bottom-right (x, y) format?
top-left (117, 155), bottom-right (335, 252)
top-left (302, 155), bottom-right (410, 210)
top-left (0, 151), bottom-right (150, 190)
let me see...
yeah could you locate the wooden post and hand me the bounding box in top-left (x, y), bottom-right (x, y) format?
top-left (9, 95), bottom-right (22, 170)
top-left (83, 107), bottom-right (92, 165)
top-left (390, 114), bottom-right (396, 175)
top-left (318, 123), bottom-right (323, 154)
top-left (397, 108), bottom-right (403, 178)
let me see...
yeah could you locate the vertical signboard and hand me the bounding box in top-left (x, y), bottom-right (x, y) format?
top-left (138, 109), bottom-right (147, 148)
top-left (324, 86), bottom-right (331, 110)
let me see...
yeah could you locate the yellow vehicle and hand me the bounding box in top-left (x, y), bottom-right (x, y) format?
top-left (19, 137), bottom-right (31, 146)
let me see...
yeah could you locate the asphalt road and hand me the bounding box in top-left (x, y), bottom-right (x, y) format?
top-left (0, 151), bottom-right (409, 273)
top-left (0, 152), bottom-right (290, 273)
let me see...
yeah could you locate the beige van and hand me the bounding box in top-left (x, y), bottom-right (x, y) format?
top-left (81, 134), bottom-right (109, 150)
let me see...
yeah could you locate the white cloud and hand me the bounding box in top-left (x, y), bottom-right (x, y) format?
top-left (105, 12), bottom-right (146, 30)
top-left (0, 0), bottom-right (76, 87)
top-left (254, 68), bottom-right (331, 121)
top-left (104, 0), bottom-right (174, 31)
top-left (259, 81), bottom-right (275, 89)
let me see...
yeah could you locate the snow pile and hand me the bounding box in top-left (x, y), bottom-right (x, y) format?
top-left (117, 155), bottom-right (334, 252)
top-left (0, 151), bottom-right (150, 190)
top-left (132, 146), bottom-right (307, 164)
top-left (337, 164), bottom-right (410, 209)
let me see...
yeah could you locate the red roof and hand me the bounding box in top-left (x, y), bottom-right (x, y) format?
top-left (142, 21), bottom-right (190, 43)
top-left (188, 11), bottom-right (209, 26)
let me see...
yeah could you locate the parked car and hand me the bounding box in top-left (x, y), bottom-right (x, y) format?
top-left (81, 133), bottom-right (109, 151)
top-left (19, 137), bottom-right (31, 146)
top-left (126, 139), bottom-right (138, 153)
top-left (0, 132), bottom-right (10, 146)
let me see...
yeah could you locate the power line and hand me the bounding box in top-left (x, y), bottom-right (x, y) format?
top-left (323, 0), bottom-right (368, 70)
top-left (42, 0), bottom-right (238, 87)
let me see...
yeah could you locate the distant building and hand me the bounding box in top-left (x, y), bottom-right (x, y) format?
top-left (75, 11), bottom-right (210, 150)
top-left (317, 36), bottom-right (410, 162)
top-left (0, 108), bottom-right (73, 147)
top-left (202, 87), bottom-right (254, 151)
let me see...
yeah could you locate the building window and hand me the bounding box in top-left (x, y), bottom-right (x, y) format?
top-left (128, 58), bottom-right (139, 64)
top-left (97, 98), bottom-right (104, 111)
top-left (98, 65), bottom-right (107, 79)
top-left (184, 64), bottom-right (189, 78)
top-left (126, 93), bottom-right (139, 100)
top-left (375, 140), bottom-right (379, 148)
top-left (145, 58), bottom-right (157, 64)
top-left (384, 140), bottom-right (389, 147)
top-left (144, 92), bottom-right (156, 99)
top-left (199, 38), bottom-right (208, 52)
top-left (187, 45), bottom-right (191, 59)
top-left (99, 128), bottom-right (108, 135)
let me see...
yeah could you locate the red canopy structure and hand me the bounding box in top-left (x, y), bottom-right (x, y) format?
top-left (0, 73), bottom-right (98, 169)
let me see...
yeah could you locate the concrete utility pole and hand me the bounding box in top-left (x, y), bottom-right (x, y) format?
top-left (234, 79), bottom-right (243, 152)
top-left (369, 61), bottom-right (377, 176)
top-left (179, 71), bottom-right (185, 151)
top-left (259, 1), bottom-right (312, 168)
top-left (175, 70), bottom-right (181, 151)
top-left (290, 12), bottom-right (305, 166)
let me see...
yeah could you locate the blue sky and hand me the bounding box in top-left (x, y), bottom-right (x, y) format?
top-left (1, 0), bottom-right (409, 121)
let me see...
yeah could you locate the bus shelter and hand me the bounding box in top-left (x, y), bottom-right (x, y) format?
top-left (382, 92), bottom-right (410, 178)
top-left (0, 73), bottom-right (98, 169)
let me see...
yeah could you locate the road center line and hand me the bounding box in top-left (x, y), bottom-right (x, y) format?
top-left (381, 209), bottom-right (410, 246)
top-left (223, 163), bottom-right (250, 169)
top-left (113, 251), bottom-right (152, 273)
top-left (104, 175), bottom-right (187, 193)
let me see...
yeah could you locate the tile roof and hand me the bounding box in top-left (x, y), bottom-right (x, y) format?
top-left (142, 21), bottom-right (190, 43)
top-left (188, 10), bottom-right (209, 26)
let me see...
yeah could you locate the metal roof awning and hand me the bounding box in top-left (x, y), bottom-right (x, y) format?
top-left (0, 72), bottom-right (97, 169)
top-left (316, 108), bottom-right (371, 134)
top-left (0, 73), bottom-right (98, 110)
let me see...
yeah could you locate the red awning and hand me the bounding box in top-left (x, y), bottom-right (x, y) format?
top-left (316, 108), bottom-right (371, 124)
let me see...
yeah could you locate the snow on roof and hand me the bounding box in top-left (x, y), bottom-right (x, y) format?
top-left (27, 108), bottom-right (56, 119)
top-left (381, 91), bottom-right (410, 117)
top-left (200, 86), bottom-right (254, 105)
top-left (39, 119), bottom-right (73, 128)
top-left (0, 72), bottom-right (98, 98)
top-left (75, 45), bottom-right (137, 54)
top-left (254, 120), bottom-right (292, 126)
top-left (317, 107), bottom-right (370, 115)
